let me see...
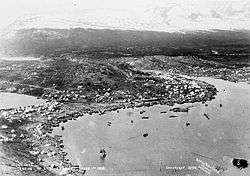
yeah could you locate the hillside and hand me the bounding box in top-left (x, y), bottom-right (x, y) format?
top-left (1, 28), bottom-right (250, 66)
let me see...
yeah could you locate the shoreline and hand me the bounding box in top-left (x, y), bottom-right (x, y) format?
top-left (0, 72), bottom-right (219, 176)
top-left (0, 55), bottom-right (248, 176)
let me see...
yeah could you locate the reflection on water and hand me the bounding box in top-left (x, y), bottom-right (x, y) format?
top-left (54, 77), bottom-right (250, 176)
top-left (0, 93), bottom-right (45, 109)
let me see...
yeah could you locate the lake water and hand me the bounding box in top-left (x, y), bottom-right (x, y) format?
top-left (0, 93), bottom-right (45, 109)
top-left (53, 76), bottom-right (250, 176)
top-left (0, 57), bottom-right (40, 61)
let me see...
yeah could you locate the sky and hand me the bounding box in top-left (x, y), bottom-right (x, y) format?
top-left (0, 0), bottom-right (249, 30)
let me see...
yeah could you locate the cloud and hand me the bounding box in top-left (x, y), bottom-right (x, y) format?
top-left (0, 0), bottom-right (249, 30)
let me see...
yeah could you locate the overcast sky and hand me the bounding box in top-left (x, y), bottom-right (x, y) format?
top-left (0, 0), bottom-right (248, 29)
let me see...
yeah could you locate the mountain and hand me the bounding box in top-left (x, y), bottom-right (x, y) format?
top-left (0, 1), bottom-right (250, 58)
top-left (1, 27), bottom-right (249, 57)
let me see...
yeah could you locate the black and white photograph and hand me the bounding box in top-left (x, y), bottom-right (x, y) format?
top-left (0, 0), bottom-right (249, 175)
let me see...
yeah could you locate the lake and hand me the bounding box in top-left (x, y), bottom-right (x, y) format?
top-left (0, 57), bottom-right (40, 61)
top-left (0, 93), bottom-right (45, 109)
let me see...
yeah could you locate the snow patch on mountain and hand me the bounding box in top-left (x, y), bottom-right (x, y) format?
top-left (1, 0), bottom-right (250, 38)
